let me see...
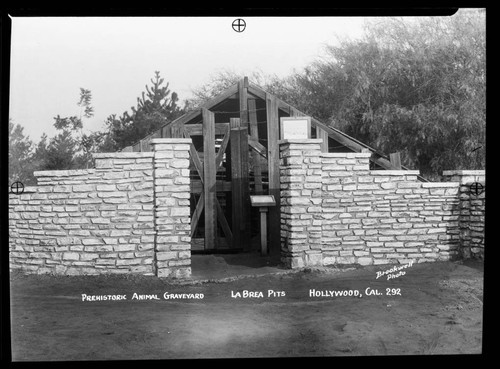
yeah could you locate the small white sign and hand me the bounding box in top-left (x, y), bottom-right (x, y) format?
top-left (280, 117), bottom-right (311, 140)
top-left (250, 195), bottom-right (276, 207)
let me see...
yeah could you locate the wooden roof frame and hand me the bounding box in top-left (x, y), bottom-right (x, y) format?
top-left (123, 77), bottom-right (426, 179)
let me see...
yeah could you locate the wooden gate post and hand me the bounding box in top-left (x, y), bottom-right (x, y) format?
top-left (266, 94), bottom-right (280, 255)
top-left (202, 108), bottom-right (217, 250)
top-left (230, 118), bottom-right (243, 249)
top-left (248, 99), bottom-right (263, 194)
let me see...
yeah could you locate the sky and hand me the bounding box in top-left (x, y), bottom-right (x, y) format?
top-left (9, 16), bottom-right (369, 143)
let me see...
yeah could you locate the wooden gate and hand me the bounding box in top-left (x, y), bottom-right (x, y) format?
top-left (178, 108), bottom-right (261, 251)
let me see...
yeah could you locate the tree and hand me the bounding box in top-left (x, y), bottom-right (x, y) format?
top-left (102, 71), bottom-right (185, 150)
top-left (9, 120), bottom-right (37, 185)
top-left (271, 9), bottom-right (485, 178)
top-left (360, 10), bottom-right (486, 177)
top-left (36, 88), bottom-right (97, 171)
top-left (41, 130), bottom-right (78, 170)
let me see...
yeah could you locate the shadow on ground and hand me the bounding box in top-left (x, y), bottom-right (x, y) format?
top-left (190, 251), bottom-right (284, 281)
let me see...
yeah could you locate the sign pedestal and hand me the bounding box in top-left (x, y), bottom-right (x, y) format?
top-left (250, 195), bottom-right (276, 256)
top-left (259, 207), bottom-right (268, 256)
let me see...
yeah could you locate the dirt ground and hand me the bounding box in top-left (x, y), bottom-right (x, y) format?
top-left (8, 259), bottom-right (484, 360)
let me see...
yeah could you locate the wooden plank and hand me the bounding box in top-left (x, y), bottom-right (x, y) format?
top-left (182, 127), bottom-right (204, 182)
top-left (247, 83), bottom-right (266, 100)
top-left (239, 77), bottom-right (249, 128)
top-left (215, 126), bottom-right (230, 170)
top-left (161, 125), bottom-right (171, 138)
top-left (248, 137), bottom-right (267, 159)
top-left (184, 123), bottom-right (230, 136)
top-left (172, 122), bottom-right (183, 138)
top-left (191, 238), bottom-right (234, 252)
top-left (248, 99), bottom-right (263, 194)
top-left (191, 238), bottom-right (205, 251)
top-left (230, 118), bottom-right (242, 249)
top-left (190, 192), bottom-right (204, 237)
top-left (203, 108), bottom-right (217, 250)
top-left (317, 126), bottom-right (329, 153)
top-left (390, 152), bottom-right (402, 169)
top-left (215, 197), bottom-right (233, 245)
top-left (239, 124), bottom-right (250, 250)
top-left (191, 180), bottom-right (232, 194)
top-left (266, 93), bottom-right (280, 255)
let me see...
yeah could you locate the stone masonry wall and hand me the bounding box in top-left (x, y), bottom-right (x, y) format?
top-left (9, 153), bottom-right (155, 275)
top-left (279, 139), bottom-right (482, 268)
top-left (443, 170), bottom-right (486, 260)
top-left (9, 139), bottom-right (192, 278)
top-left (10, 136), bottom-right (484, 277)
top-left (279, 139), bottom-right (324, 268)
top-left (151, 139), bottom-right (192, 278)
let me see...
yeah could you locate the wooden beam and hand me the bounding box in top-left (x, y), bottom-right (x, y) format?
top-left (247, 83), bottom-right (266, 100)
top-left (230, 118), bottom-right (242, 249)
top-left (266, 93), bottom-right (280, 256)
top-left (317, 126), bottom-right (329, 153)
top-left (288, 106), bottom-right (299, 117)
top-left (190, 193), bottom-right (204, 237)
top-left (191, 180), bottom-right (232, 194)
top-left (203, 108), bottom-right (217, 250)
top-left (239, 123), bottom-right (250, 250)
top-left (239, 77), bottom-right (249, 128)
top-left (141, 138), bottom-right (150, 152)
top-left (172, 122), bottom-right (183, 138)
top-left (184, 123), bottom-right (230, 136)
top-left (248, 137), bottom-right (267, 159)
top-left (216, 197), bottom-right (233, 245)
top-left (248, 99), bottom-right (263, 194)
top-left (162, 125), bottom-right (172, 138)
top-left (215, 125), bottom-right (230, 170)
top-left (389, 152), bottom-right (402, 169)
top-left (182, 127), bottom-right (204, 182)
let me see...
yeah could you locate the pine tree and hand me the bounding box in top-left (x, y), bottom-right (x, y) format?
top-left (9, 120), bottom-right (36, 185)
top-left (102, 71), bottom-right (185, 150)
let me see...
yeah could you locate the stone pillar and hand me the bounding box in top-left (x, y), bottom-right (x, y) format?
top-left (442, 170), bottom-right (485, 260)
top-left (279, 139), bottom-right (323, 268)
top-left (151, 138), bottom-right (192, 278)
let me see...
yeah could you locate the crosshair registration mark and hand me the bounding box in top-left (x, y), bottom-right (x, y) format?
top-left (232, 18), bottom-right (246, 32)
top-left (469, 182), bottom-right (484, 196)
top-left (11, 181), bottom-right (24, 195)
